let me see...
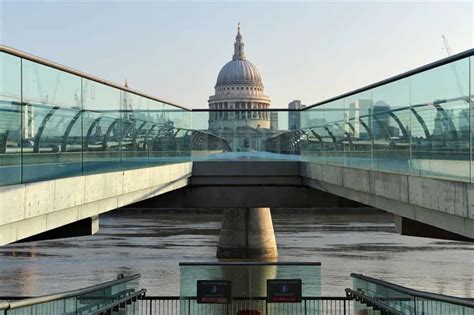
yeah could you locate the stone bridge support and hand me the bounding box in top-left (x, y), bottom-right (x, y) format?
top-left (217, 207), bottom-right (278, 259)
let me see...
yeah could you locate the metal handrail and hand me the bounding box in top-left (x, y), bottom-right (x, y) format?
top-left (159, 296), bottom-right (351, 301)
top-left (351, 273), bottom-right (474, 308)
top-left (305, 48), bottom-right (474, 110)
top-left (298, 95), bottom-right (471, 133)
top-left (6, 274), bottom-right (140, 310)
top-left (345, 288), bottom-right (402, 315)
top-left (0, 44), bottom-right (190, 111)
top-left (91, 289), bottom-right (146, 315)
top-left (2, 46), bottom-right (472, 114)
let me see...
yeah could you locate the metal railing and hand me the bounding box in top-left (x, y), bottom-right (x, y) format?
top-left (2, 44), bottom-right (474, 187)
top-left (0, 45), bottom-right (188, 110)
top-left (138, 296), bottom-right (352, 315)
top-left (0, 274), bottom-right (142, 314)
top-left (345, 288), bottom-right (402, 315)
top-left (92, 289), bottom-right (147, 315)
top-left (351, 273), bottom-right (474, 314)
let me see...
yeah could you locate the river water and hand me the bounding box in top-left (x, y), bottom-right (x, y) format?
top-left (0, 210), bottom-right (473, 298)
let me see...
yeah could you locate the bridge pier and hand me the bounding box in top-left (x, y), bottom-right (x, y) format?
top-left (217, 207), bottom-right (278, 259)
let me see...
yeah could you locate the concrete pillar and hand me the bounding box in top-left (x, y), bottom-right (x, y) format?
top-left (217, 208), bottom-right (278, 259)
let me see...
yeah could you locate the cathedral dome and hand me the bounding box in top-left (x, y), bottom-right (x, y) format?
top-left (215, 25), bottom-right (263, 88)
top-left (216, 59), bottom-right (262, 87)
top-left (208, 24), bottom-right (271, 133)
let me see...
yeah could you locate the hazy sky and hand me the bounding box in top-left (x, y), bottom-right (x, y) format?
top-left (1, 1), bottom-right (472, 108)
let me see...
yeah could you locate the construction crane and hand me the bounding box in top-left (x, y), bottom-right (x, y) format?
top-left (442, 35), bottom-right (466, 101)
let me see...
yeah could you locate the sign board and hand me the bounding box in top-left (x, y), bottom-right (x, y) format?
top-left (197, 280), bottom-right (232, 304)
top-left (267, 279), bottom-right (302, 303)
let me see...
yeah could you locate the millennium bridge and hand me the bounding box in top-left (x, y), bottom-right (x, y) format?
top-left (0, 45), bottom-right (474, 314)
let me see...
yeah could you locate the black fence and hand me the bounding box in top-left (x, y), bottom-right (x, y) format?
top-left (138, 296), bottom-right (353, 315)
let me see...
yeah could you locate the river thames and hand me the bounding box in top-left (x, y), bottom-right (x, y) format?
top-left (0, 209), bottom-right (473, 298)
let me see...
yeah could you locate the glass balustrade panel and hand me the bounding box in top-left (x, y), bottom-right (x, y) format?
top-left (21, 59), bottom-right (82, 182)
top-left (300, 107), bottom-right (328, 164)
top-left (344, 91), bottom-right (373, 169)
top-left (372, 78), bottom-right (411, 174)
top-left (82, 79), bottom-right (122, 175)
top-left (120, 92), bottom-right (149, 170)
top-left (190, 110), bottom-right (294, 161)
top-left (410, 57), bottom-right (470, 181)
top-left (0, 52), bottom-right (22, 187)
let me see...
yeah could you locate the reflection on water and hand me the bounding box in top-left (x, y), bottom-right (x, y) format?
top-left (0, 210), bottom-right (473, 298)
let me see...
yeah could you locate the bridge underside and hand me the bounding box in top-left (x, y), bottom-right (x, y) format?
top-left (1, 160), bottom-right (473, 245)
top-left (136, 161), bottom-right (474, 241)
top-left (128, 161), bottom-right (342, 208)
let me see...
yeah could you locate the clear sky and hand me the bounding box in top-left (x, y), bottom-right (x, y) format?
top-left (1, 1), bottom-right (472, 108)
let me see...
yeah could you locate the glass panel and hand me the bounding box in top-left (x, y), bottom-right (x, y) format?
top-left (410, 58), bottom-right (470, 181)
top-left (180, 262), bottom-right (321, 315)
top-left (82, 79), bottom-right (121, 175)
top-left (162, 104), bottom-right (190, 163)
top-left (471, 56), bottom-right (474, 183)
top-left (191, 110), bottom-right (296, 161)
top-left (0, 52), bottom-right (22, 186)
top-left (21, 59), bottom-right (82, 182)
top-left (318, 100), bottom-right (345, 166)
top-left (344, 91), bottom-right (372, 169)
top-left (2, 52), bottom-right (473, 185)
top-left (121, 92), bottom-right (149, 170)
top-left (6, 277), bottom-right (140, 314)
top-left (372, 78), bottom-right (411, 174)
top-left (147, 99), bottom-right (166, 166)
top-left (191, 111), bottom-right (231, 159)
top-left (352, 276), bottom-right (474, 315)
top-left (300, 108), bottom-right (328, 164)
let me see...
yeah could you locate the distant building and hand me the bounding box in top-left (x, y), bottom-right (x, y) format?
top-left (288, 100), bottom-right (306, 130)
top-left (433, 107), bottom-right (469, 141)
top-left (270, 112), bottom-right (279, 130)
top-left (369, 101), bottom-right (401, 140)
top-left (346, 99), bottom-right (372, 140)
